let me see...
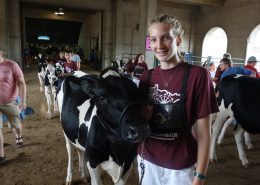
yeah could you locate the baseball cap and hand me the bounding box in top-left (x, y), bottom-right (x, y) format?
top-left (247, 56), bottom-right (258, 62)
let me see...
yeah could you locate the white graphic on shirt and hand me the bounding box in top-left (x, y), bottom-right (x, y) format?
top-left (151, 84), bottom-right (180, 104)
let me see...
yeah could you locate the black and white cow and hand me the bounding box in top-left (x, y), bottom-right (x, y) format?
top-left (38, 64), bottom-right (47, 92)
top-left (37, 54), bottom-right (47, 92)
top-left (210, 74), bottom-right (260, 167)
top-left (220, 74), bottom-right (260, 134)
top-left (44, 63), bottom-right (62, 119)
top-left (57, 69), bottom-right (150, 185)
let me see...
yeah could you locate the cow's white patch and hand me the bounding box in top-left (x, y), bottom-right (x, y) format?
top-left (73, 100), bottom-right (97, 150)
top-left (73, 70), bottom-right (88, 78)
top-left (100, 156), bottom-right (123, 183)
top-left (73, 140), bottom-right (85, 151)
top-left (77, 99), bottom-right (96, 129)
top-left (234, 74), bottom-right (243, 78)
top-left (102, 70), bottom-right (121, 78)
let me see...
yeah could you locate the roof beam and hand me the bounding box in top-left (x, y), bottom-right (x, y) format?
top-left (181, 0), bottom-right (225, 6)
top-left (163, 0), bottom-right (225, 7)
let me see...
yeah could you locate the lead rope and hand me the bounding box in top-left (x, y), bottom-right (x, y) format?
top-left (139, 140), bottom-right (145, 185)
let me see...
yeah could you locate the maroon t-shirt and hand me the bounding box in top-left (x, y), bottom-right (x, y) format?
top-left (134, 62), bottom-right (148, 78)
top-left (64, 62), bottom-right (77, 73)
top-left (137, 62), bottom-right (219, 170)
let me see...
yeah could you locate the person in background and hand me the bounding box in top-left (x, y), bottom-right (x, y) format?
top-left (0, 48), bottom-right (27, 163)
top-left (57, 51), bottom-right (66, 67)
top-left (133, 53), bottom-right (148, 79)
top-left (124, 59), bottom-right (135, 78)
top-left (59, 51), bottom-right (77, 77)
top-left (23, 44), bottom-right (30, 68)
top-left (244, 56), bottom-right (259, 78)
top-left (124, 58), bottom-right (140, 86)
top-left (219, 58), bottom-right (252, 80)
top-left (209, 62), bottom-right (216, 79)
top-left (213, 53), bottom-right (232, 98)
top-left (137, 14), bottom-right (218, 185)
top-left (70, 49), bottom-right (81, 70)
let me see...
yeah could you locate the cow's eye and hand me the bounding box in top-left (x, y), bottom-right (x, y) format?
top-left (98, 96), bottom-right (107, 104)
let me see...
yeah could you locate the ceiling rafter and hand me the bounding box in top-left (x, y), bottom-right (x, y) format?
top-left (163, 0), bottom-right (225, 7)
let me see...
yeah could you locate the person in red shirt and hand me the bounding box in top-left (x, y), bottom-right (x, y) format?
top-left (133, 53), bottom-right (148, 79)
top-left (245, 56), bottom-right (259, 78)
top-left (0, 48), bottom-right (27, 163)
top-left (137, 15), bottom-right (218, 185)
top-left (59, 51), bottom-right (77, 77)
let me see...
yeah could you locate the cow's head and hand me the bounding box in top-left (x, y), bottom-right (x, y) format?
top-left (80, 72), bottom-right (150, 143)
top-left (46, 64), bottom-right (58, 85)
top-left (55, 62), bottom-right (65, 76)
top-left (39, 65), bottom-right (47, 78)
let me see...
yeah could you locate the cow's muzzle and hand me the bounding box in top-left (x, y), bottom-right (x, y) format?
top-left (124, 124), bottom-right (150, 143)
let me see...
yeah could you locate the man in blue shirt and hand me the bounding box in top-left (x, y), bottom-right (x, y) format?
top-left (219, 58), bottom-right (252, 80)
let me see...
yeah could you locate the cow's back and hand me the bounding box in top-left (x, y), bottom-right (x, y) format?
top-left (221, 75), bottom-right (260, 133)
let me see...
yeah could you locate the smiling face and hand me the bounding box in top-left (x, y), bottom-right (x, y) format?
top-left (138, 54), bottom-right (145, 63)
top-left (149, 22), bottom-right (181, 68)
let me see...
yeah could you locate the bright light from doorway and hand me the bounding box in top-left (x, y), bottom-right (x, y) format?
top-left (201, 27), bottom-right (227, 66)
top-left (246, 24), bottom-right (260, 71)
top-left (37, 35), bottom-right (50, 40)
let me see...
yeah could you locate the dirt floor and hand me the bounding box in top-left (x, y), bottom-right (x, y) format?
top-left (0, 62), bottom-right (260, 185)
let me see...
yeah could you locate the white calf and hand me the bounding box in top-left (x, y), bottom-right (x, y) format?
top-left (45, 64), bottom-right (59, 119)
top-left (38, 66), bottom-right (46, 92)
top-left (210, 100), bottom-right (253, 167)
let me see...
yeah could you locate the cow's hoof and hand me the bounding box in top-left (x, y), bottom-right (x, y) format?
top-left (242, 164), bottom-right (249, 168)
top-left (65, 182), bottom-right (72, 185)
top-left (210, 159), bottom-right (217, 164)
top-left (46, 114), bottom-right (51, 119)
top-left (81, 177), bottom-right (88, 183)
top-left (247, 145), bottom-right (253, 150)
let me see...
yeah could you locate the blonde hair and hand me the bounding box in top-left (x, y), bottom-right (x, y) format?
top-left (149, 14), bottom-right (184, 37)
top-left (149, 14), bottom-right (184, 59)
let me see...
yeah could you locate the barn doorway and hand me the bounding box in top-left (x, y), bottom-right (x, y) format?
top-left (246, 24), bottom-right (260, 71)
top-left (201, 27), bottom-right (228, 66)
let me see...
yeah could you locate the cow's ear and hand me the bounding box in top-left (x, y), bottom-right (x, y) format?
top-left (80, 75), bottom-right (99, 97)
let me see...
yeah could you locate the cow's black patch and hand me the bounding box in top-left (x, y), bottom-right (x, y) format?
top-left (86, 116), bottom-right (110, 167)
top-left (78, 124), bottom-right (88, 147)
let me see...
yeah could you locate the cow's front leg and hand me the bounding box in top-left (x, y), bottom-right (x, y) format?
top-left (38, 73), bottom-right (44, 92)
top-left (234, 126), bottom-right (249, 168)
top-left (114, 164), bottom-right (132, 185)
top-left (52, 87), bottom-right (58, 113)
top-left (64, 134), bottom-right (73, 185)
top-left (45, 86), bottom-right (52, 119)
top-left (87, 162), bottom-right (103, 185)
top-left (244, 132), bottom-right (253, 150)
top-left (76, 148), bottom-right (89, 183)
